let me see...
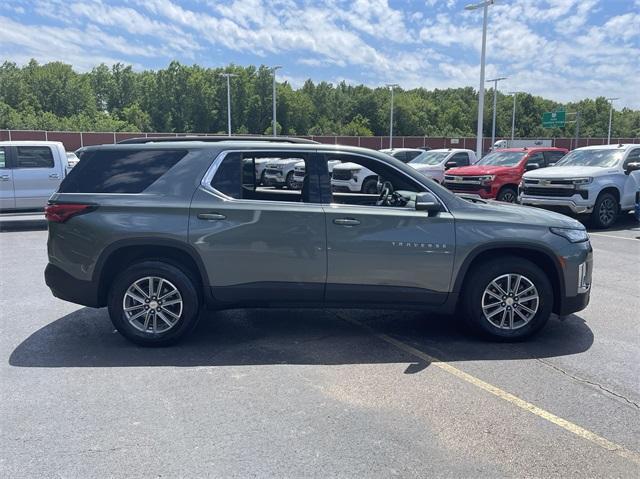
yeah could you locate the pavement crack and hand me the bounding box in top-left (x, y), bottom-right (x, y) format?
top-left (536, 358), bottom-right (640, 409)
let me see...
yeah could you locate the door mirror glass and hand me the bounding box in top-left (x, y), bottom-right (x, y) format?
top-left (415, 192), bottom-right (441, 214)
top-left (445, 160), bottom-right (458, 170)
top-left (525, 162), bottom-right (540, 171)
top-left (625, 162), bottom-right (640, 174)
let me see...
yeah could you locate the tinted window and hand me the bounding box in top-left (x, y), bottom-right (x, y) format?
top-left (59, 149), bottom-right (187, 193)
top-left (391, 151), bottom-right (407, 162)
top-left (544, 150), bottom-right (566, 165)
top-left (16, 146), bottom-right (54, 168)
top-left (527, 152), bottom-right (545, 167)
top-left (623, 149), bottom-right (640, 168)
top-left (451, 152), bottom-right (470, 166)
top-left (0, 147), bottom-right (6, 168)
top-left (405, 151), bottom-right (422, 161)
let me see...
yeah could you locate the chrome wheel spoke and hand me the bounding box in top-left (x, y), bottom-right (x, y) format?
top-left (123, 276), bottom-right (183, 335)
top-left (482, 273), bottom-right (538, 330)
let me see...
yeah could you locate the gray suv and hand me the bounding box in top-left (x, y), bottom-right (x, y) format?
top-left (44, 140), bottom-right (593, 346)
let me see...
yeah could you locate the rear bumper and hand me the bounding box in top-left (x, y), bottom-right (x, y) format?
top-left (45, 263), bottom-right (101, 308)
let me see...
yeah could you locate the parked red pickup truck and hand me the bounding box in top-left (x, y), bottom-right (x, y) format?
top-left (442, 147), bottom-right (568, 202)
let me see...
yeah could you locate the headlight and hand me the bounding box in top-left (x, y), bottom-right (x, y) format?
top-left (479, 175), bottom-right (495, 185)
top-left (550, 227), bottom-right (589, 243)
top-left (572, 177), bottom-right (593, 186)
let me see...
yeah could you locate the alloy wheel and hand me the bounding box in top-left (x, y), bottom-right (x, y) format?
top-left (481, 273), bottom-right (539, 330)
top-left (598, 197), bottom-right (616, 226)
top-left (122, 276), bottom-right (183, 334)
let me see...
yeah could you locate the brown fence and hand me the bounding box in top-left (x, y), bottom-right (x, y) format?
top-left (1, 130), bottom-right (638, 152)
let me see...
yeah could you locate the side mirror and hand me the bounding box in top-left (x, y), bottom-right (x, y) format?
top-left (445, 160), bottom-right (458, 170)
top-left (525, 162), bottom-right (540, 171)
top-left (625, 162), bottom-right (640, 174)
top-left (415, 192), bottom-right (442, 215)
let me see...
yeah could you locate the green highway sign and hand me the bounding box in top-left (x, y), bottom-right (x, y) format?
top-left (542, 111), bottom-right (566, 128)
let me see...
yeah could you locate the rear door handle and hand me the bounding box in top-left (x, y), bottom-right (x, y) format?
top-left (0, 175), bottom-right (10, 181)
top-left (198, 212), bottom-right (227, 221)
top-left (49, 174), bottom-right (60, 179)
top-left (333, 218), bottom-right (360, 226)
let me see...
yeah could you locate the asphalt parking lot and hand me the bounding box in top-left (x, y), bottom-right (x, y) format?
top-left (1, 216), bottom-right (639, 477)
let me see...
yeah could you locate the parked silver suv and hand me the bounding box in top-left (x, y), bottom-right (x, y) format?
top-left (45, 140), bottom-right (593, 346)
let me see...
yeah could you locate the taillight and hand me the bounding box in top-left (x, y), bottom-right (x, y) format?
top-left (44, 203), bottom-right (95, 223)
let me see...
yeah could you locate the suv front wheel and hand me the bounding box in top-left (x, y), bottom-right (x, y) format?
top-left (590, 191), bottom-right (619, 229)
top-left (108, 261), bottom-right (201, 346)
top-left (462, 257), bottom-right (553, 341)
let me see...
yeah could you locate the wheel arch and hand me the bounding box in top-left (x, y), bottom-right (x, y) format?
top-left (94, 238), bottom-right (210, 307)
top-left (454, 243), bottom-right (564, 314)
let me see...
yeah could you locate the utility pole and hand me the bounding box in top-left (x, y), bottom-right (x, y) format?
top-left (508, 91), bottom-right (521, 141)
top-left (487, 77), bottom-right (507, 149)
top-left (465, 0), bottom-right (495, 159)
top-left (575, 111), bottom-right (581, 149)
top-left (219, 73), bottom-right (238, 136)
top-left (271, 66), bottom-right (282, 137)
top-left (386, 83), bottom-right (399, 149)
top-left (606, 97), bottom-right (619, 144)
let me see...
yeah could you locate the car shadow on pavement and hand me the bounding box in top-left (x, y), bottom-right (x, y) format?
top-left (9, 306), bottom-right (594, 371)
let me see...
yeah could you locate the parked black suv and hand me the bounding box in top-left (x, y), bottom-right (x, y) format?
top-left (45, 141), bottom-right (592, 346)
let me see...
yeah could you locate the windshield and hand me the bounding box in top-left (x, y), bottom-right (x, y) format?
top-left (554, 149), bottom-right (624, 168)
top-left (477, 151), bottom-right (526, 166)
top-left (409, 151), bottom-right (449, 165)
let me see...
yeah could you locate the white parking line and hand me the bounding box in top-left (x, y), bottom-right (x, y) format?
top-left (589, 232), bottom-right (639, 241)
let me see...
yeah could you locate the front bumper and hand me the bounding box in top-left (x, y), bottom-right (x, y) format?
top-left (45, 263), bottom-right (101, 307)
top-left (263, 173), bottom-right (285, 186)
top-left (557, 246), bottom-right (593, 316)
top-left (519, 195), bottom-right (594, 214)
top-left (331, 179), bottom-right (359, 192)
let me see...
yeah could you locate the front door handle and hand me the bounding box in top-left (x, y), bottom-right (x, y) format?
top-left (198, 212), bottom-right (227, 221)
top-left (49, 173), bottom-right (60, 179)
top-left (333, 218), bottom-right (360, 226)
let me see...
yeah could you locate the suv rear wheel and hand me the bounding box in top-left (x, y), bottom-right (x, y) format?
top-left (462, 257), bottom-right (553, 340)
top-left (590, 192), bottom-right (619, 229)
top-left (108, 261), bottom-right (201, 346)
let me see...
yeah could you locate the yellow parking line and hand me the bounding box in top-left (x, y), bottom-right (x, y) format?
top-left (339, 315), bottom-right (640, 466)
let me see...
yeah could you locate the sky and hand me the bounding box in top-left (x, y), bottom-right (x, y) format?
top-left (1, 0), bottom-right (639, 108)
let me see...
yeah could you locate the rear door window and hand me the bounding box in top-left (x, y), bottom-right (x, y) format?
top-left (527, 152), bottom-right (546, 167)
top-left (16, 146), bottom-right (54, 168)
top-left (59, 149), bottom-right (187, 193)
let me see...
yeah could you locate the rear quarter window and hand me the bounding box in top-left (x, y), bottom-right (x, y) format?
top-left (59, 149), bottom-right (188, 193)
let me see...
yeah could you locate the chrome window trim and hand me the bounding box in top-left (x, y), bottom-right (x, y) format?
top-left (201, 148), bottom-right (450, 213)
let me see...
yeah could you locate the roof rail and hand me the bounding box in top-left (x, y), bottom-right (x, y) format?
top-left (118, 135), bottom-right (319, 145)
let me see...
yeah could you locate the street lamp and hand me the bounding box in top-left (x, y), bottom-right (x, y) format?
top-left (606, 97), bottom-right (619, 144)
top-left (271, 66), bottom-right (282, 137)
top-left (465, 0), bottom-right (495, 158)
top-left (386, 83), bottom-right (399, 149)
top-left (508, 91), bottom-right (522, 141)
top-left (219, 73), bottom-right (238, 136)
top-left (486, 77), bottom-right (507, 149)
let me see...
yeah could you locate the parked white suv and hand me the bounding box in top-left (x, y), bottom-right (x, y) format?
top-left (0, 141), bottom-right (69, 211)
top-left (262, 157), bottom-right (305, 189)
top-left (520, 144), bottom-right (640, 228)
top-left (291, 159), bottom-right (341, 189)
top-left (408, 148), bottom-right (478, 183)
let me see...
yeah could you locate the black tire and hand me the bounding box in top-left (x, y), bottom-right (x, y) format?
top-left (108, 261), bottom-right (201, 346)
top-left (496, 186), bottom-right (518, 203)
top-left (590, 191), bottom-right (619, 229)
top-left (285, 171), bottom-right (296, 190)
top-left (461, 257), bottom-right (553, 341)
top-left (362, 177), bottom-right (378, 194)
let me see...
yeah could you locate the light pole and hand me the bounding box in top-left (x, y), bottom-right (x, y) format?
top-left (487, 76), bottom-right (507, 149)
top-left (465, 0), bottom-right (495, 159)
top-left (386, 83), bottom-right (399, 149)
top-left (219, 73), bottom-right (238, 136)
top-left (606, 97), bottom-right (619, 144)
top-left (271, 66), bottom-right (282, 137)
top-left (508, 91), bottom-right (521, 141)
